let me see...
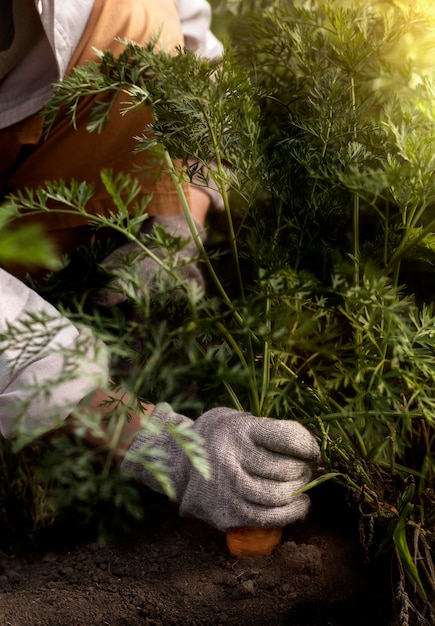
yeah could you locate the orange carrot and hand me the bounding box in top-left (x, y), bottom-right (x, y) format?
top-left (226, 526), bottom-right (282, 558)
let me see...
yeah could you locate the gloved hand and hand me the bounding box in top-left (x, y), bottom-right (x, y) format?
top-left (94, 215), bottom-right (205, 307)
top-left (121, 403), bottom-right (320, 531)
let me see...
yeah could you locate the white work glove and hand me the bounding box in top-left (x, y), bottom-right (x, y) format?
top-left (94, 215), bottom-right (205, 307)
top-left (121, 403), bottom-right (320, 531)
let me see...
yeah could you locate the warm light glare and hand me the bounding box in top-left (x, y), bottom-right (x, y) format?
top-left (413, 0), bottom-right (435, 17)
top-left (385, 0), bottom-right (435, 76)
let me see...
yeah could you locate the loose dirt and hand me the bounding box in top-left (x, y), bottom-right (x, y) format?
top-left (0, 485), bottom-right (397, 625)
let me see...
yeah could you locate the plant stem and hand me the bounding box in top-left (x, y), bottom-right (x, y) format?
top-left (350, 76), bottom-right (360, 288)
top-left (259, 295), bottom-right (271, 415)
top-left (388, 213), bottom-right (435, 278)
top-left (162, 151), bottom-right (240, 311)
top-left (162, 150), bottom-right (261, 415)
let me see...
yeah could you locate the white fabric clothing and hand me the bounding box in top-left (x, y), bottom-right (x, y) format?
top-left (0, 268), bottom-right (109, 438)
top-left (0, 0), bottom-right (94, 128)
top-left (177, 0), bottom-right (223, 59)
top-left (0, 0), bottom-right (222, 130)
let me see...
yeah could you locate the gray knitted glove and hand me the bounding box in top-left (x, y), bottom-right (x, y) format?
top-left (121, 403), bottom-right (320, 531)
top-left (94, 215), bottom-right (205, 307)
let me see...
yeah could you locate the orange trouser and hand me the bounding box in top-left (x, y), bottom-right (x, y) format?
top-left (0, 0), bottom-right (188, 278)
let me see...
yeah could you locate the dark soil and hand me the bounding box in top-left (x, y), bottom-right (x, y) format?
top-left (0, 485), bottom-right (398, 626)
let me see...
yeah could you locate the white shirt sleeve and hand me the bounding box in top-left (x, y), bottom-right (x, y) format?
top-left (177, 0), bottom-right (223, 59)
top-left (0, 269), bottom-right (109, 439)
top-left (0, 0), bottom-right (94, 129)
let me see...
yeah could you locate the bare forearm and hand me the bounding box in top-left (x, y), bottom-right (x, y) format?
top-left (63, 388), bottom-right (155, 463)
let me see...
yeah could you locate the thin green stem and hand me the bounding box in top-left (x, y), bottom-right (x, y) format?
top-left (191, 104), bottom-right (262, 414)
top-left (196, 100), bottom-right (245, 300)
top-left (387, 213), bottom-right (435, 276)
top-left (215, 322), bottom-right (260, 416)
top-left (162, 151), bottom-right (244, 318)
top-left (259, 296), bottom-right (271, 415)
top-left (162, 151), bottom-right (262, 415)
top-left (350, 76), bottom-right (360, 288)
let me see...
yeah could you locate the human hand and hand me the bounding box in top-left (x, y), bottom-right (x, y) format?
top-left (121, 404), bottom-right (320, 531)
top-left (94, 215), bottom-right (205, 307)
